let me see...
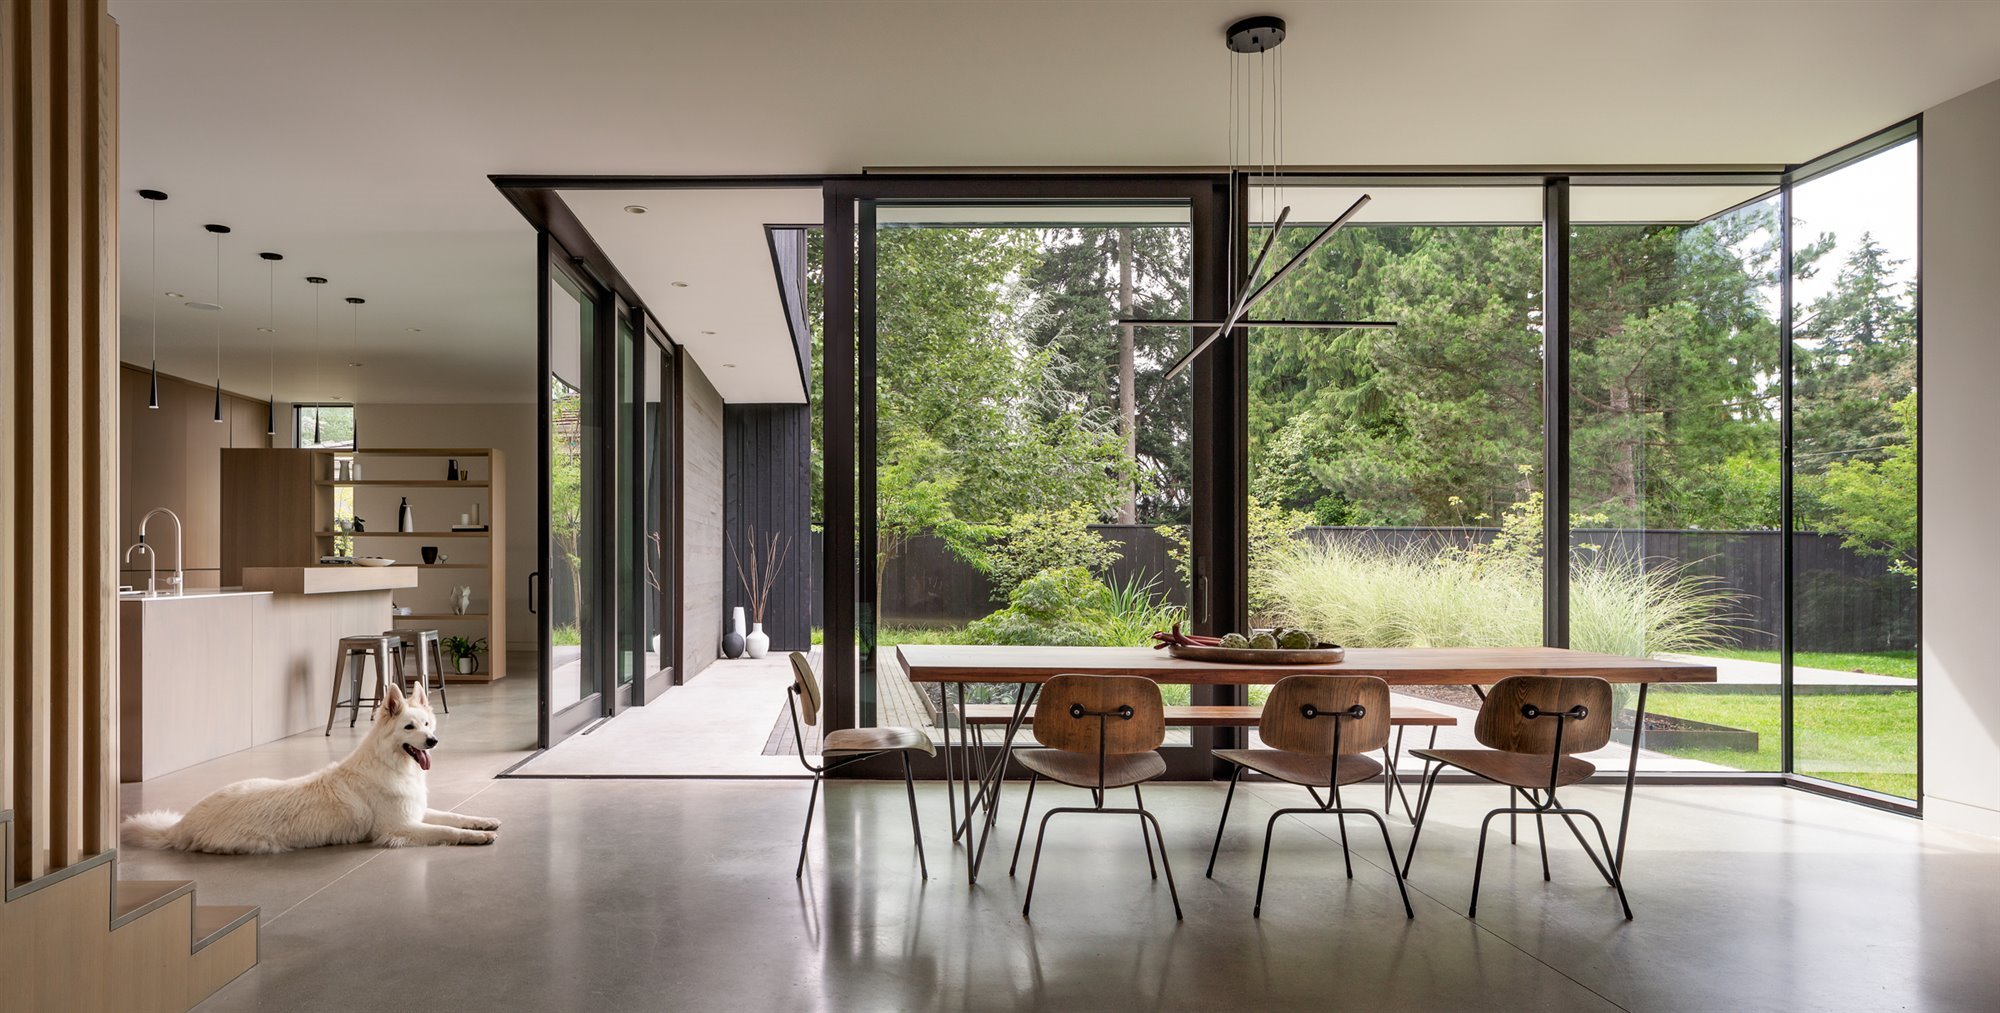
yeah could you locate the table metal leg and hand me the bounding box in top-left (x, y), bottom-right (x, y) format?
top-left (940, 685), bottom-right (959, 843)
top-left (970, 683), bottom-right (1036, 882)
top-left (1614, 682), bottom-right (1648, 875)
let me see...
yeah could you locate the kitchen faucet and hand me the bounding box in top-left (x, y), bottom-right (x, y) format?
top-left (128, 507), bottom-right (185, 596)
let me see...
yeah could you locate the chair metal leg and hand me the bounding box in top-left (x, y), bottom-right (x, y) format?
top-left (1359, 808), bottom-right (1416, 919)
top-left (1139, 810), bottom-right (1183, 920)
top-left (1134, 783), bottom-right (1158, 880)
top-left (1335, 808), bottom-right (1354, 880)
top-left (795, 772), bottom-right (822, 879)
top-left (901, 752), bottom-right (928, 880)
top-left (1206, 766), bottom-right (1242, 878)
top-left (1022, 808), bottom-right (1064, 918)
top-left (1402, 763), bottom-right (1448, 877)
top-left (351, 651), bottom-right (374, 728)
top-left (1558, 811), bottom-right (1619, 886)
top-left (1253, 809), bottom-right (1285, 917)
top-left (324, 649), bottom-right (348, 735)
top-left (431, 640), bottom-right (449, 713)
top-left (1536, 807), bottom-right (1552, 881)
top-left (1469, 806), bottom-right (1508, 918)
top-left (1008, 774), bottom-right (1040, 876)
top-left (1572, 807), bottom-right (1634, 920)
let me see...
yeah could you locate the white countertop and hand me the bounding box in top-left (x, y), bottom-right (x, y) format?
top-left (119, 587), bottom-right (273, 602)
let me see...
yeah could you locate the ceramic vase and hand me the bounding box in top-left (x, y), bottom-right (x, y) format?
top-left (745, 622), bottom-right (770, 659)
top-left (722, 606), bottom-right (747, 659)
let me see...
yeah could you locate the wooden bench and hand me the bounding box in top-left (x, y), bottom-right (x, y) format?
top-left (956, 702), bottom-right (1456, 729)
top-left (951, 702), bottom-right (1455, 818)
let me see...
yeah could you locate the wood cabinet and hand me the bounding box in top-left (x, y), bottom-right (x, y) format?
top-left (118, 365), bottom-right (274, 589)
top-left (219, 447), bottom-right (507, 682)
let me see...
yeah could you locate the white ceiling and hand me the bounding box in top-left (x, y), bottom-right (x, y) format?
top-left (110, 1), bottom-right (2000, 405)
top-left (563, 188), bottom-right (822, 404)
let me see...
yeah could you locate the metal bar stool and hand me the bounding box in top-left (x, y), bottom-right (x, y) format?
top-left (324, 634), bottom-right (405, 734)
top-left (384, 628), bottom-right (449, 713)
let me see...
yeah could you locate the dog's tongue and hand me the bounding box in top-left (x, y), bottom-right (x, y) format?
top-left (405, 744), bottom-right (431, 770)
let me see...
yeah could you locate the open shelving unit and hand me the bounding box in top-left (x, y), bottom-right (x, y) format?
top-left (314, 447), bottom-right (507, 683)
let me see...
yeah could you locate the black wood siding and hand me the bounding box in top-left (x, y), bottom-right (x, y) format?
top-left (723, 403), bottom-right (813, 651)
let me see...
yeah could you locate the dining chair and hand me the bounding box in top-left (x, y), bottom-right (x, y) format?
top-left (1007, 674), bottom-right (1181, 920)
top-left (785, 651), bottom-right (934, 880)
top-left (1204, 675), bottom-right (1413, 918)
top-left (1401, 675), bottom-right (1632, 919)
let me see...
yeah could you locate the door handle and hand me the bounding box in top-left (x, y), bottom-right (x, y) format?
top-left (528, 570), bottom-right (540, 615)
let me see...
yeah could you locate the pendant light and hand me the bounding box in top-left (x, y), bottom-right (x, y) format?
top-left (1120, 16), bottom-right (1394, 381)
top-left (346, 296), bottom-right (365, 371)
top-left (306, 276), bottom-right (328, 443)
top-left (138, 189), bottom-right (169, 408)
top-left (196, 224), bottom-right (231, 422)
top-left (258, 252), bottom-right (283, 436)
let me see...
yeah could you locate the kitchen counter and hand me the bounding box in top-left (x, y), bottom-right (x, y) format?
top-left (241, 565), bottom-right (420, 595)
top-left (119, 575), bottom-right (400, 781)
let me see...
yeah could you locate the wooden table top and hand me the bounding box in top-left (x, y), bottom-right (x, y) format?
top-left (895, 644), bottom-right (1716, 686)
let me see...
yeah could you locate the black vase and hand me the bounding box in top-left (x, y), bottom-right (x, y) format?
top-left (446, 458), bottom-right (460, 481)
top-left (721, 630), bottom-right (746, 659)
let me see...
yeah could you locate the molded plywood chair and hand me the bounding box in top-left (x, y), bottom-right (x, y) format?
top-left (1205, 675), bottom-right (1413, 918)
top-left (1402, 675), bottom-right (1632, 919)
top-left (786, 652), bottom-right (934, 880)
top-left (1008, 674), bottom-right (1181, 920)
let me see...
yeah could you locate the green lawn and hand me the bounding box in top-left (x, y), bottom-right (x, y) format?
top-left (1693, 649), bottom-right (1917, 680)
top-left (1645, 688), bottom-right (1917, 799)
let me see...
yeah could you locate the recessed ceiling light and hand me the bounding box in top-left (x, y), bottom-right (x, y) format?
top-left (722, 362), bottom-right (736, 368)
top-left (255, 326), bottom-right (275, 333)
top-left (163, 291), bottom-right (184, 299)
top-left (406, 327), bottom-right (422, 333)
top-left (184, 300), bottom-right (222, 311)
top-left (700, 330), bottom-right (716, 335)
top-left (348, 362), bottom-right (363, 368)
top-left (670, 281), bottom-right (688, 288)
top-left (623, 204), bottom-right (648, 215)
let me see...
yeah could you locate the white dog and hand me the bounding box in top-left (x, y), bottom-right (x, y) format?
top-left (122, 680), bottom-right (500, 853)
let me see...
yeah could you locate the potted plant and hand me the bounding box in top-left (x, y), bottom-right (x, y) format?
top-left (727, 524), bottom-right (792, 659)
top-left (442, 634), bottom-right (487, 676)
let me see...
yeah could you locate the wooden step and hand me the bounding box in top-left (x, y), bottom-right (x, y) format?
top-left (113, 879), bottom-right (195, 927)
top-left (192, 904), bottom-right (259, 952)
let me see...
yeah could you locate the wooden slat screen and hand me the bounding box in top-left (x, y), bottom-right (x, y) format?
top-left (2, 0), bottom-right (118, 884)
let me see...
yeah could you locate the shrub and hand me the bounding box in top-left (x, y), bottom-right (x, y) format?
top-left (1255, 538), bottom-right (1739, 657)
top-left (965, 566), bottom-right (1183, 648)
top-left (973, 504), bottom-right (1124, 598)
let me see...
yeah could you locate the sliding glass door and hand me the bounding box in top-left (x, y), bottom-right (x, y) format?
top-left (539, 237), bottom-right (677, 746)
top-left (543, 252), bottom-right (604, 743)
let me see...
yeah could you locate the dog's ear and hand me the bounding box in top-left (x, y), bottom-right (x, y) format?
top-left (381, 681), bottom-right (405, 717)
top-left (408, 678), bottom-right (428, 707)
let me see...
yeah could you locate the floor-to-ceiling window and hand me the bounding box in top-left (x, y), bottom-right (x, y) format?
top-left (1566, 183), bottom-right (1786, 775)
top-left (1788, 136), bottom-right (1920, 799)
top-left (1244, 183), bottom-right (1546, 729)
top-left (858, 201), bottom-right (1196, 748)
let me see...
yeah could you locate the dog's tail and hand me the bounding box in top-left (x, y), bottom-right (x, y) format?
top-left (121, 810), bottom-right (184, 850)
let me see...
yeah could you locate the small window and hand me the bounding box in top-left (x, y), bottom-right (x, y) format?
top-left (295, 404), bottom-right (357, 450)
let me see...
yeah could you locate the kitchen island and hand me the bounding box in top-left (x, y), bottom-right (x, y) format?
top-left (119, 566), bottom-right (419, 781)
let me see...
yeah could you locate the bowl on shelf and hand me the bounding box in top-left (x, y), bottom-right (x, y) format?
top-left (354, 557), bottom-right (396, 567)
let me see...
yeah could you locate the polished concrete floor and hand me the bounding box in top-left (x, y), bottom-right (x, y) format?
top-left (118, 679), bottom-right (2000, 1012)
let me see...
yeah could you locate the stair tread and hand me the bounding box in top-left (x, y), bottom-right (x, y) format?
top-left (192, 904), bottom-right (259, 948)
top-left (114, 879), bottom-right (194, 919)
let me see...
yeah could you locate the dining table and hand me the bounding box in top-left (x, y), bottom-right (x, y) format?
top-left (894, 643), bottom-right (1718, 885)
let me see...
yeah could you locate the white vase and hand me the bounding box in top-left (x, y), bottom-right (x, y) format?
top-left (731, 606), bottom-right (747, 637)
top-left (454, 656), bottom-right (476, 675)
top-left (745, 622), bottom-right (769, 659)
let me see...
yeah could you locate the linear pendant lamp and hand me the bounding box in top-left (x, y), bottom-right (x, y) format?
top-left (259, 252), bottom-right (283, 436)
top-left (1124, 16), bottom-right (1395, 382)
top-left (195, 224), bottom-right (231, 422)
top-left (139, 189), bottom-right (169, 408)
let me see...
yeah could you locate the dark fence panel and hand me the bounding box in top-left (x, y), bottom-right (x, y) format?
top-left (810, 524), bottom-right (1916, 652)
